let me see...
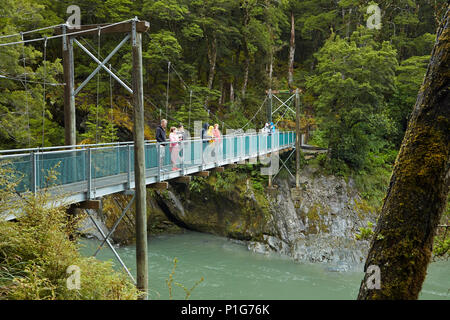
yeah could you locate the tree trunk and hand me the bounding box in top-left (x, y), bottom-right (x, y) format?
top-left (358, 7), bottom-right (450, 300)
top-left (219, 81), bottom-right (224, 105)
top-left (288, 10), bottom-right (295, 89)
top-left (207, 35), bottom-right (217, 91)
top-left (230, 82), bottom-right (234, 103)
top-left (269, 55), bottom-right (273, 88)
top-left (242, 7), bottom-right (250, 99)
top-left (205, 34), bottom-right (217, 109)
top-left (242, 56), bottom-right (249, 98)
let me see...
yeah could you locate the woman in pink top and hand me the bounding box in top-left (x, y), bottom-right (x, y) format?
top-left (213, 124), bottom-right (222, 159)
top-left (213, 123), bottom-right (221, 143)
top-left (169, 127), bottom-right (180, 171)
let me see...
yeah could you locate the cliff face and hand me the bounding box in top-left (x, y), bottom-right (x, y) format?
top-left (80, 165), bottom-right (376, 270)
top-left (153, 175), bottom-right (272, 242)
top-left (152, 166), bottom-right (377, 270)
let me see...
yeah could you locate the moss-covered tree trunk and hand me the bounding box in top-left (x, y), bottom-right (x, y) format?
top-left (358, 7), bottom-right (450, 300)
top-left (288, 10), bottom-right (295, 89)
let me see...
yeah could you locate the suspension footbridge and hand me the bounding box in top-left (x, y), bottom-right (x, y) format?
top-left (1, 132), bottom-right (296, 220)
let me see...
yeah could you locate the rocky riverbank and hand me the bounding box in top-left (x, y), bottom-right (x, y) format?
top-left (79, 165), bottom-right (377, 270)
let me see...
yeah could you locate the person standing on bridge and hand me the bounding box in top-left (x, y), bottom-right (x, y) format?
top-left (178, 124), bottom-right (187, 162)
top-left (178, 125), bottom-right (187, 142)
top-left (213, 123), bottom-right (221, 144)
top-left (169, 127), bottom-right (181, 171)
top-left (201, 122), bottom-right (211, 154)
top-left (201, 122), bottom-right (211, 141)
top-left (269, 122), bottom-right (276, 134)
top-left (156, 119), bottom-right (167, 170)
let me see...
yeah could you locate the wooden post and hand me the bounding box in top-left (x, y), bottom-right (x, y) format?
top-left (62, 28), bottom-right (76, 146)
top-left (295, 88), bottom-right (301, 188)
top-left (131, 22), bottom-right (148, 300)
top-left (149, 182), bottom-right (169, 190)
top-left (192, 171), bottom-right (210, 177)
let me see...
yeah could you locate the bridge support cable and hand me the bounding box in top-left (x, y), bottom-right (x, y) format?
top-left (166, 61), bottom-right (171, 120)
top-left (143, 30), bottom-right (233, 131)
top-left (94, 193), bottom-right (136, 257)
top-left (85, 208), bottom-right (136, 284)
top-left (295, 89), bottom-right (302, 189)
top-left (272, 94), bottom-right (295, 115)
top-left (95, 27), bottom-right (101, 145)
top-left (60, 20), bottom-right (149, 146)
top-left (42, 37), bottom-right (48, 148)
top-left (240, 95), bottom-right (268, 131)
top-left (272, 148), bottom-right (296, 181)
top-left (272, 93), bottom-right (296, 116)
top-left (20, 32), bottom-right (31, 147)
top-left (60, 18), bottom-right (150, 298)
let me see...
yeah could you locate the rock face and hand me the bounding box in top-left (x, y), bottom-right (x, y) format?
top-left (154, 176), bottom-right (271, 241)
top-left (252, 166), bottom-right (375, 270)
top-left (78, 192), bottom-right (185, 245)
top-left (77, 208), bottom-right (110, 241)
top-left (153, 166), bottom-right (377, 270)
top-left (78, 165), bottom-right (376, 269)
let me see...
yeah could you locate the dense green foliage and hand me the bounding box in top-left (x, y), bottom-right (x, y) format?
top-left (1, 0), bottom-right (446, 155)
top-left (0, 165), bottom-right (139, 299)
top-left (0, 1), bottom-right (448, 300)
top-left (0, 0), bottom-right (445, 215)
top-left (0, 0), bottom-right (447, 234)
top-left (307, 28), bottom-right (398, 171)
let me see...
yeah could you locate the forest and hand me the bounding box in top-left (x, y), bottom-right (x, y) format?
top-left (0, 0), bottom-right (449, 301)
top-left (0, 0), bottom-right (447, 177)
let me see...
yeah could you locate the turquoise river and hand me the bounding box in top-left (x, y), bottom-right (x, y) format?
top-left (80, 231), bottom-right (449, 300)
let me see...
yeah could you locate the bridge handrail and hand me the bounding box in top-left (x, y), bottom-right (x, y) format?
top-left (0, 131), bottom-right (294, 157)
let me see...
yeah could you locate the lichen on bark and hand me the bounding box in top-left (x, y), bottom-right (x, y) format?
top-left (358, 6), bottom-right (450, 300)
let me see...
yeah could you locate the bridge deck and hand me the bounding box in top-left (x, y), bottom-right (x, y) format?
top-left (1, 132), bottom-right (296, 220)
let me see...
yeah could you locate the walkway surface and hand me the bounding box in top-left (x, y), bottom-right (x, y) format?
top-left (1, 132), bottom-right (296, 220)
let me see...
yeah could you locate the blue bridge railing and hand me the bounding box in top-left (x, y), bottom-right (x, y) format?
top-left (0, 131), bottom-right (295, 203)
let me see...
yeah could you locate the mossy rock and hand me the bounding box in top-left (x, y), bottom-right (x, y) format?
top-left (305, 203), bottom-right (330, 234)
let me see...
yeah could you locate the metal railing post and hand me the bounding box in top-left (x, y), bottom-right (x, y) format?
top-left (117, 145), bottom-right (120, 175)
top-left (127, 144), bottom-right (132, 189)
top-left (31, 152), bottom-right (37, 193)
top-left (181, 140), bottom-right (185, 175)
top-left (156, 142), bottom-right (161, 182)
top-left (86, 148), bottom-right (92, 199)
top-left (215, 139), bottom-right (219, 166)
top-left (201, 139), bottom-right (204, 170)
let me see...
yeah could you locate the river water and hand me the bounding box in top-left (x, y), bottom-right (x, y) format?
top-left (79, 231), bottom-right (449, 300)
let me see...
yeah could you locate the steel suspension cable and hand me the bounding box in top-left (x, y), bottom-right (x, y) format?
top-left (0, 74), bottom-right (65, 86)
top-left (41, 37), bottom-right (47, 148)
top-left (95, 28), bottom-right (101, 144)
top-left (78, 36), bottom-right (188, 129)
top-left (20, 32), bottom-right (31, 146)
top-left (0, 19), bottom-right (135, 47)
top-left (240, 95), bottom-right (268, 131)
top-left (166, 61), bottom-right (170, 120)
top-left (109, 64), bottom-right (114, 143)
top-left (143, 31), bottom-right (233, 130)
top-left (0, 24), bottom-right (65, 40)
